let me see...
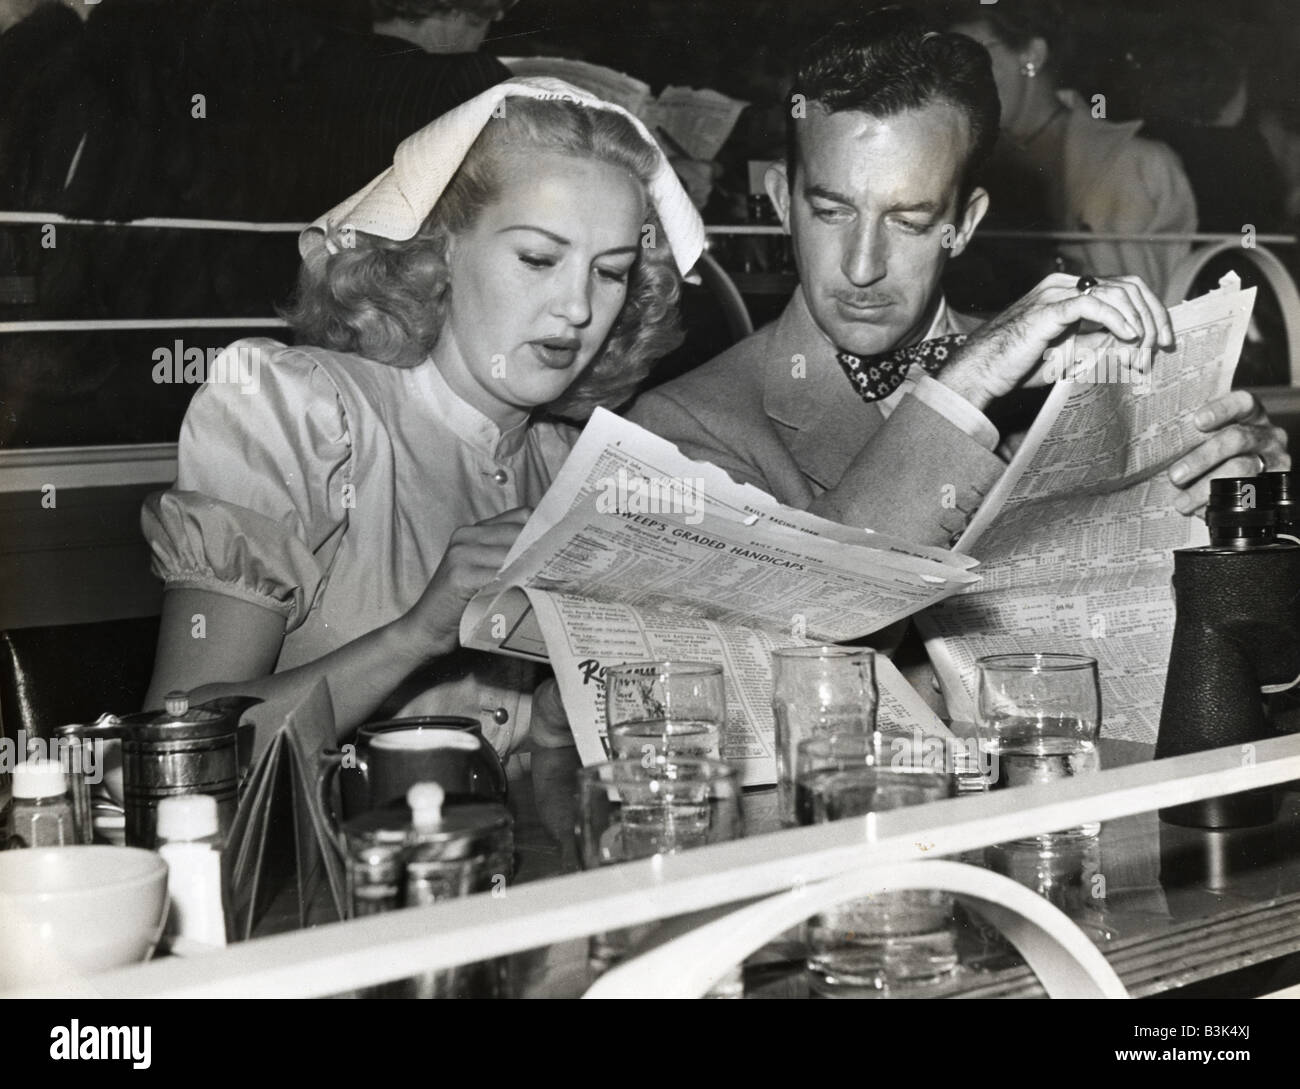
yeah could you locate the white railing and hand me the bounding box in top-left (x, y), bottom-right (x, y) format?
top-left (2, 211), bottom-right (1296, 246)
top-left (1, 212), bottom-right (1295, 339)
top-left (10, 732), bottom-right (1298, 999)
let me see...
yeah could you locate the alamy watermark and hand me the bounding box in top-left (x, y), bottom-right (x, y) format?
top-left (50, 1020), bottom-right (151, 1070)
top-left (1042, 344), bottom-right (1151, 392)
top-left (594, 468), bottom-right (706, 525)
top-left (886, 728), bottom-right (1000, 784)
top-left (1, 731), bottom-right (104, 784)
top-left (152, 339), bottom-right (261, 395)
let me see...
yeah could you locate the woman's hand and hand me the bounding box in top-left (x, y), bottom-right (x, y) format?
top-left (403, 507), bottom-right (531, 657)
top-left (144, 508), bottom-right (533, 749)
top-left (529, 675), bottom-right (575, 748)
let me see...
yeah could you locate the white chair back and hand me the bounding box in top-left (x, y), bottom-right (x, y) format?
top-left (1164, 241), bottom-right (1300, 384)
top-left (694, 249), bottom-right (753, 342)
top-left (583, 859), bottom-right (1128, 999)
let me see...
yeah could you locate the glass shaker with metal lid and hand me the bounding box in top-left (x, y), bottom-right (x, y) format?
top-left (331, 804), bottom-right (416, 998)
top-left (334, 784), bottom-right (514, 997)
top-left (338, 806), bottom-right (409, 919)
top-left (402, 782), bottom-right (514, 998)
top-left (403, 782), bottom-right (514, 905)
top-left (336, 786), bottom-right (513, 916)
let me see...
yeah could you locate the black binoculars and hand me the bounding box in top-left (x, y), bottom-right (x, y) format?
top-left (1155, 472), bottom-right (1300, 828)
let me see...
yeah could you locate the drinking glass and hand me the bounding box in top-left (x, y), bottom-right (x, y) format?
top-left (771, 646), bottom-right (877, 826)
top-left (796, 735), bottom-right (958, 996)
top-left (577, 756), bottom-right (742, 995)
top-left (604, 661), bottom-right (725, 761)
top-left (976, 653), bottom-right (1102, 840)
top-left (985, 836), bottom-right (1113, 944)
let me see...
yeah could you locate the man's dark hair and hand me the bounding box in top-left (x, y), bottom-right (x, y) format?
top-left (786, 6), bottom-right (1000, 206)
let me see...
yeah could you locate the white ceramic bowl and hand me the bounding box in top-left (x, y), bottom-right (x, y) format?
top-left (0, 846), bottom-right (168, 991)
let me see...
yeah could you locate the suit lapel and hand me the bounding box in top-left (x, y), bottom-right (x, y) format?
top-left (761, 292), bottom-right (887, 492)
top-left (759, 292), bottom-right (982, 492)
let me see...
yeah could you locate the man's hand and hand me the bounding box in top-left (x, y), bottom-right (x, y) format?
top-left (938, 272), bottom-right (1175, 411)
top-left (1168, 391), bottom-right (1290, 515)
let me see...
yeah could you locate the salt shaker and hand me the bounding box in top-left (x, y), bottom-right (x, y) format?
top-left (402, 782), bottom-right (514, 998)
top-left (402, 783), bottom-right (514, 905)
top-left (156, 794), bottom-right (234, 947)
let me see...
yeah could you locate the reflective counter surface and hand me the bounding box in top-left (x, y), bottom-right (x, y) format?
top-left (503, 739), bottom-right (1300, 999)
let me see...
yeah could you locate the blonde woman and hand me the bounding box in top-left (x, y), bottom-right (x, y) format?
top-left (140, 79), bottom-right (703, 761)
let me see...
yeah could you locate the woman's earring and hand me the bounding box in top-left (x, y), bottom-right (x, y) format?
top-left (1020, 60), bottom-right (1038, 78)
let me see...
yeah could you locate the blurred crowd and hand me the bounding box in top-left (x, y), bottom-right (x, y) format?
top-left (0, 0), bottom-right (516, 442)
top-left (3, 0), bottom-right (1300, 444)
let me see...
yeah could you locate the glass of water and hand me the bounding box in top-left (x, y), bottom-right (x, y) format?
top-left (771, 646), bottom-right (877, 826)
top-left (985, 835), bottom-right (1113, 944)
top-left (605, 661), bottom-right (725, 761)
top-left (576, 756), bottom-right (743, 994)
top-left (976, 653), bottom-right (1102, 840)
top-left (796, 735), bottom-right (957, 996)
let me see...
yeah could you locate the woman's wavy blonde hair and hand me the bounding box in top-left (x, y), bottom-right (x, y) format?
top-left (284, 97), bottom-right (684, 421)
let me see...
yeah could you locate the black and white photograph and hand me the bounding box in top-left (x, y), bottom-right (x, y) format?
top-left (1, 0), bottom-right (1298, 1037)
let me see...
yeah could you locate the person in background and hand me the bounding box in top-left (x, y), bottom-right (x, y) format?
top-left (0, 0), bottom-right (86, 307)
top-left (371, 0), bottom-right (518, 54)
top-left (1137, 24), bottom-right (1285, 236)
top-left (1135, 20), bottom-right (1289, 387)
top-left (0, 0), bottom-right (80, 35)
top-left (140, 80), bottom-right (701, 764)
top-left (0, 0), bottom-right (103, 448)
top-left (1260, 105), bottom-right (1300, 230)
top-left (0, 0), bottom-right (520, 448)
top-left (2, 0), bottom-right (519, 237)
top-left (937, 0), bottom-right (1197, 307)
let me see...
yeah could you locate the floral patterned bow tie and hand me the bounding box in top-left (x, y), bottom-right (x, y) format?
top-left (836, 333), bottom-right (969, 402)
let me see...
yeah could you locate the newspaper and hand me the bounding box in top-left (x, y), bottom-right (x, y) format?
top-left (917, 275), bottom-right (1256, 744)
top-left (501, 57), bottom-right (747, 160)
top-left (642, 86), bottom-right (748, 160)
top-left (461, 410), bottom-right (978, 784)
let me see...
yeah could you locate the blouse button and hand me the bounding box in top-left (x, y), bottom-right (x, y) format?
top-left (483, 706), bottom-right (510, 726)
top-left (491, 469), bottom-right (509, 485)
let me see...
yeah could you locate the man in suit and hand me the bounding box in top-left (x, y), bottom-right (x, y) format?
top-left (627, 8), bottom-right (1288, 547)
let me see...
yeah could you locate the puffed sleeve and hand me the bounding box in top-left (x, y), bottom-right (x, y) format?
top-left (141, 339), bottom-right (352, 632)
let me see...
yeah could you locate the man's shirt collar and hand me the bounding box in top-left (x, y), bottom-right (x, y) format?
top-left (762, 289), bottom-right (960, 430)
